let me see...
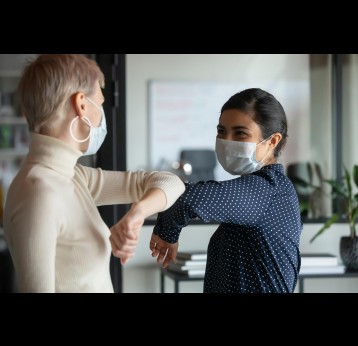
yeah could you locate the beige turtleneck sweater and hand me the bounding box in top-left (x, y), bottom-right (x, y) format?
top-left (3, 133), bottom-right (185, 293)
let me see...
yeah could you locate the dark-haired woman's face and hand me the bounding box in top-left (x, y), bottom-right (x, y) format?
top-left (217, 109), bottom-right (262, 142)
top-left (216, 109), bottom-right (271, 162)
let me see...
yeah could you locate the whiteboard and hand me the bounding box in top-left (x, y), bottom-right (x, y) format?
top-left (148, 80), bottom-right (309, 181)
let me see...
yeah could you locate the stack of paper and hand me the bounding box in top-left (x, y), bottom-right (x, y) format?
top-left (167, 251), bottom-right (207, 277)
top-left (300, 253), bottom-right (345, 274)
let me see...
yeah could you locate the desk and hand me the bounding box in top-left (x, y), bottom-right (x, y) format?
top-left (298, 271), bottom-right (358, 293)
top-left (160, 268), bottom-right (204, 293)
top-left (160, 268), bottom-right (358, 293)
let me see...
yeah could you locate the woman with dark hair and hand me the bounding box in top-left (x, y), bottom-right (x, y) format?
top-left (149, 88), bottom-right (303, 293)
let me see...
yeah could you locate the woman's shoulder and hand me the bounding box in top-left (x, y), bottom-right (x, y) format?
top-left (261, 163), bottom-right (299, 192)
top-left (261, 163), bottom-right (284, 173)
top-left (9, 163), bottom-right (71, 199)
top-left (257, 163), bottom-right (286, 178)
top-left (5, 171), bottom-right (65, 219)
top-left (244, 163), bottom-right (280, 177)
top-left (251, 164), bottom-right (291, 186)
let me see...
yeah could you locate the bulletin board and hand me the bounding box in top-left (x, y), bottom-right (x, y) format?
top-left (148, 80), bottom-right (309, 180)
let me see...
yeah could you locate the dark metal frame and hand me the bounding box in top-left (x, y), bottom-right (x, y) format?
top-left (332, 54), bottom-right (343, 217)
top-left (95, 54), bottom-right (127, 293)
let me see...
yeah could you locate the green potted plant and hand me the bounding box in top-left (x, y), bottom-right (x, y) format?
top-left (288, 162), bottom-right (329, 219)
top-left (309, 165), bottom-right (358, 270)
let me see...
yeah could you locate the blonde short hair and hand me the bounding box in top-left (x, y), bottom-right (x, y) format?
top-left (17, 54), bottom-right (105, 133)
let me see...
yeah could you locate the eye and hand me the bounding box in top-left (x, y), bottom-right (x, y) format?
top-left (217, 128), bottom-right (225, 135)
top-left (234, 130), bottom-right (247, 137)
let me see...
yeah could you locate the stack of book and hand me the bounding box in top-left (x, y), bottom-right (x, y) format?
top-left (300, 253), bottom-right (346, 274)
top-left (167, 251), bottom-right (207, 277)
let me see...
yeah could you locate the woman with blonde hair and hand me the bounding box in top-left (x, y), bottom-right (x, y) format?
top-left (3, 54), bottom-right (185, 293)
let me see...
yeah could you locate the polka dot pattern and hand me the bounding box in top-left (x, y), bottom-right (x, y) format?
top-left (154, 164), bottom-right (303, 293)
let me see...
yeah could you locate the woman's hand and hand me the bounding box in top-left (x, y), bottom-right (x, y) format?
top-left (110, 204), bottom-right (145, 264)
top-left (149, 233), bottom-right (178, 268)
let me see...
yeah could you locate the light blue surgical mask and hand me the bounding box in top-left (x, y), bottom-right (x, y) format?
top-left (215, 136), bottom-right (272, 176)
top-left (69, 97), bottom-right (107, 156)
top-left (84, 97), bottom-right (107, 156)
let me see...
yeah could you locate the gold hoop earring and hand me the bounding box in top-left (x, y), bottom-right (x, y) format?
top-left (69, 116), bottom-right (92, 143)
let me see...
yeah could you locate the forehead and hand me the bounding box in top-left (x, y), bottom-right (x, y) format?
top-left (93, 82), bottom-right (104, 99)
top-left (219, 109), bottom-right (257, 128)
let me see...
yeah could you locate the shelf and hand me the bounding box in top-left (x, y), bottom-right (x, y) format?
top-left (0, 70), bottom-right (22, 78)
top-left (0, 148), bottom-right (28, 158)
top-left (0, 228), bottom-right (7, 252)
top-left (161, 267), bottom-right (358, 293)
top-left (0, 117), bottom-right (27, 125)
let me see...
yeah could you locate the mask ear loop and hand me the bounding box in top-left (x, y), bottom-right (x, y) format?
top-left (257, 134), bottom-right (274, 146)
top-left (70, 116), bottom-right (92, 143)
top-left (258, 147), bottom-right (271, 164)
top-left (256, 134), bottom-right (274, 164)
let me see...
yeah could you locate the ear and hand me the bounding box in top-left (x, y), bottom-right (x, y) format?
top-left (73, 92), bottom-right (87, 119)
top-left (269, 133), bottom-right (282, 150)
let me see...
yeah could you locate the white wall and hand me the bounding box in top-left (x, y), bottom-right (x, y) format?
top-left (343, 55), bottom-right (358, 178)
top-left (310, 55), bottom-right (332, 171)
top-left (126, 54), bottom-right (311, 171)
top-left (124, 54), bottom-right (357, 293)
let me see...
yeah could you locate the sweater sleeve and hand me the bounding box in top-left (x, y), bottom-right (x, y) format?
top-left (4, 183), bottom-right (61, 293)
top-left (75, 165), bottom-right (185, 210)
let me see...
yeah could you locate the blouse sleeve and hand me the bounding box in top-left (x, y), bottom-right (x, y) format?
top-left (153, 174), bottom-right (275, 243)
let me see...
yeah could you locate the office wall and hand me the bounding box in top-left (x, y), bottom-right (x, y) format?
top-left (310, 55), bottom-right (333, 187)
top-left (124, 54), bottom-right (357, 293)
top-left (343, 55), bottom-right (358, 174)
top-left (126, 54), bottom-right (311, 171)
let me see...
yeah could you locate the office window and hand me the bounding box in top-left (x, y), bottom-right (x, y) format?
top-left (342, 54), bottom-right (358, 173)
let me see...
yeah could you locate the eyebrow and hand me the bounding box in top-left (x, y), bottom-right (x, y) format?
top-left (217, 124), bottom-right (250, 131)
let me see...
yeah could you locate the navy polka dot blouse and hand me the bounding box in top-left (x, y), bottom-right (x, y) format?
top-left (153, 164), bottom-right (303, 293)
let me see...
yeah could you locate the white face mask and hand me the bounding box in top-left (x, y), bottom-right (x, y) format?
top-left (70, 97), bottom-right (107, 156)
top-left (84, 98), bottom-right (107, 156)
top-left (215, 137), bottom-right (271, 176)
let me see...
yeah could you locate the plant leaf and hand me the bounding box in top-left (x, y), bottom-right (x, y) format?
top-left (324, 179), bottom-right (347, 198)
top-left (307, 162), bottom-right (313, 185)
top-left (315, 163), bottom-right (324, 183)
top-left (309, 214), bottom-right (339, 243)
top-left (352, 207), bottom-right (358, 224)
top-left (290, 176), bottom-right (318, 189)
top-left (344, 166), bottom-right (352, 201)
top-left (354, 165), bottom-right (358, 188)
top-left (299, 201), bottom-right (309, 214)
top-left (354, 193), bottom-right (358, 204)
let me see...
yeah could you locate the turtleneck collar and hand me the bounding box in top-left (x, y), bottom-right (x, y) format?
top-left (25, 133), bottom-right (83, 179)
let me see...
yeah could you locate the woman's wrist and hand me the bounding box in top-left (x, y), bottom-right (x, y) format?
top-left (132, 188), bottom-right (167, 219)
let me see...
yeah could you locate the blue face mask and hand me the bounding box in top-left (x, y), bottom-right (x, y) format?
top-left (83, 97), bottom-right (107, 156)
